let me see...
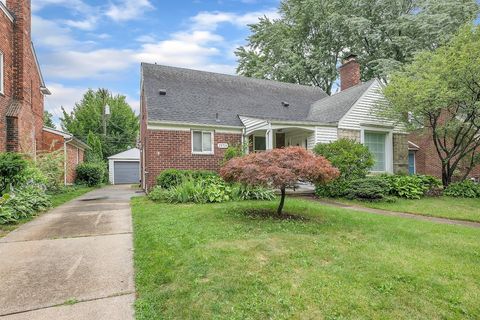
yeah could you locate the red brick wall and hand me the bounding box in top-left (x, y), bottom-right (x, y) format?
top-left (409, 130), bottom-right (480, 181)
top-left (40, 130), bottom-right (86, 184)
top-left (0, 6), bottom-right (14, 152)
top-left (339, 56), bottom-right (361, 91)
top-left (143, 129), bottom-right (242, 190)
top-left (1, 0), bottom-right (45, 155)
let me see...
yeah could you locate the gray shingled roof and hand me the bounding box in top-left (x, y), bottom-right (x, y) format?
top-left (142, 63), bottom-right (328, 127)
top-left (307, 79), bottom-right (375, 123)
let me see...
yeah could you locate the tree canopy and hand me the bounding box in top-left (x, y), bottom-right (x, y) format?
top-left (61, 89), bottom-right (139, 160)
top-left (236, 0), bottom-right (479, 94)
top-left (383, 25), bottom-right (480, 186)
top-left (220, 147), bottom-right (339, 214)
top-left (43, 111), bottom-right (56, 129)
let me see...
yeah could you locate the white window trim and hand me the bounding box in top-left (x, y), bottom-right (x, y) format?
top-left (191, 130), bottom-right (214, 155)
top-left (361, 127), bottom-right (394, 174)
top-left (0, 51), bottom-right (4, 95)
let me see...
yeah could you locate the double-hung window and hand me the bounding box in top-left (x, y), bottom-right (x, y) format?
top-left (192, 130), bottom-right (213, 154)
top-left (364, 131), bottom-right (387, 172)
top-left (0, 51), bottom-right (4, 95)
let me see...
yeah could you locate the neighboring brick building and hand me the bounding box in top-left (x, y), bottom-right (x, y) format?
top-left (408, 130), bottom-right (480, 181)
top-left (41, 127), bottom-right (88, 185)
top-left (140, 56), bottom-right (408, 191)
top-left (0, 0), bottom-right (51, 155)
top-left (1, 0), bottom-right (88, 184)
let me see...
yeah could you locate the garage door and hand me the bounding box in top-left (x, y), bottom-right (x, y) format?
top-left (114, 161), bottom-right (140, 184)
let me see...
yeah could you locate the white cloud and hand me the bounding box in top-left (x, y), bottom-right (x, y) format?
top-left (106, 0), bottom-right (154, 22)
top-left (32, 16), bottom-right (77, 47)
top-left (63, 17), bottom-right (98, 31)
top-left (191, 9), bottom-right (279, 30)
top-left (44, 83), bottom-right (87, 121)
top-left (32, 0), bottom-right (92, 13)
top-left (43, 49), bottom-right (134, 79)
top-left (136, 35), bottom-right (156, 43)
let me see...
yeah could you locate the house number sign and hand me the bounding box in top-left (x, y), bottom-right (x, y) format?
top-left (217, 143), bottom-right (229, 149)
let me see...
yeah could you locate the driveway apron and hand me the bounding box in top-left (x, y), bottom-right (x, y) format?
top-left (0, 185), bottom-right (138, 319)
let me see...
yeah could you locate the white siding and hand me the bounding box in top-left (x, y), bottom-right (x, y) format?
top-left (315, 126), bottom-right (338, 145)
top-left (338, 80), bottom-right (404, 133)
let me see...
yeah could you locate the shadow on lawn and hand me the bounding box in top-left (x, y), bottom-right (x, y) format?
top-left (234, 208), bottom-right (310, 221)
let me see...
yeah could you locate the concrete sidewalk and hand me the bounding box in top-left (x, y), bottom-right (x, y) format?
top-left (311, 198), bottom-right (480, 228)
top-left (0, 185), bottom-right (140, 319)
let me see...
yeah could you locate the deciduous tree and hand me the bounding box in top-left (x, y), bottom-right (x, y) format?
top-left (61, 89), bottom-right (139, 159)
top-left (236, 0), bottom-right (479, 94)
top-left (383, 25), bottom-right (480, 186)
top-left (220, 147), bottom-right (339, 215)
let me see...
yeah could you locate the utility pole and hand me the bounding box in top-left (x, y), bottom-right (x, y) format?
top-left (99, 89), bottom-right (110, 136)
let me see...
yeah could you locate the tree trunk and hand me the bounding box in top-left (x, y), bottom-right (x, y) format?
top-left (442, 164), bottom-right (453, 187)
top-left (277, 187), bottom-right (286, 215)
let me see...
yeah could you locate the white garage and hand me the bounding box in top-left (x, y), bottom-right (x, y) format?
top-left (108, 148), bottom-right (140, 185)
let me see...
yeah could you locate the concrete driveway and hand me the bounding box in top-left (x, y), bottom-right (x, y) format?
top-left (0, 185), bottom-right (139, 319)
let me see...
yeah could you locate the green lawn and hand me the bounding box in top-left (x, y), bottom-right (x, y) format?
top-left (0, 186), bottom-right (94, 237)
top-left (336, 197), bottom-right (480, 223)
top-left (132, 197), bottom-right (480, 320)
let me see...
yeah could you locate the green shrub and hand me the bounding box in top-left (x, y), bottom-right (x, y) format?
top-left (75, 163), bottom-right (105, 187)
top-left (444, 180), bottom-right (480, 198)
top-left (232, 185), bottom-right (276, 201)
top-left (385, 175), bottom-right (428, 199)
top-left (0, 152), bottom-right (28, 194)
top-left (315, 179), bottom-right (352, 198)
top-left (314, 139), bottom-right (374, 180)
top-left (149, 175), bottom-right (275, 204)
top-left (0, 185), bottom-right (51, 224)
top-left (156, 169), bottom-right (217, 189)
top-left (314, 139), bottom-right (374, 198)
top-left (35, 151), bottom-right (64, 192)
top-left (346, 176), bottom-right (392, 201)
top-left (222, 141), bottom-right (248, 164)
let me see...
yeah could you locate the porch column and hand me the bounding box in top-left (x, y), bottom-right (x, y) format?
top-left (266, 129), bottom-right (274, 150)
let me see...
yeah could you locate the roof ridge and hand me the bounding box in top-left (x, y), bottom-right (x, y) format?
top-left (141, 62), bottom-right (327, 93)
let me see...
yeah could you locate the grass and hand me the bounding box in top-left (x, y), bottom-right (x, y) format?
top-left (0, 186), bottom-right (94, 237)
top-left (132, 197), bottom-right (480, 320)
top-left (336, 197), bottom-right (480, 223)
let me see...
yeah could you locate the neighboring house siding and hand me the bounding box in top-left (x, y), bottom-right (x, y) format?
top-left (144, 129), bottom-right (242, 190)
top-left (338, 81), bottom-right (401, 133)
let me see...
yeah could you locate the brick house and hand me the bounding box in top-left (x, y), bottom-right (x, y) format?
top-left (139, 56), bottom-right (409, 190)
top-left (1, 0), bottom-right (87, 184)
top-left (41, 127), bottom-right (88, 185)
top-left (408, 130), bottom-right (480, 181)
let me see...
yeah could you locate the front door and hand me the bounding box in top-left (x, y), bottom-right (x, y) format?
top-left (275, 133), bottom-right (285, 148)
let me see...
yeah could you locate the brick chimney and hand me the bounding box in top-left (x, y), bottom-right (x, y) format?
top-left (339, 54), bottom-right (361, 91)
top-left (7, 0), bottom-right (31, 100)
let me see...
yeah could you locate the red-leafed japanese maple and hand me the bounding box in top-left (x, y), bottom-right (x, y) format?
top-left (220, 147), bottom-right (339, 215)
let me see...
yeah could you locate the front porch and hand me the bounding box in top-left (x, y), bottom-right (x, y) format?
top-left (247, 127), bottom-right (315, 152)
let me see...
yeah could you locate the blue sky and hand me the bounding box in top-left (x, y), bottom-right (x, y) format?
top-left (32, 0), bottom-right (280, 123)
top-left (33, 0), bottom-right (480, 124)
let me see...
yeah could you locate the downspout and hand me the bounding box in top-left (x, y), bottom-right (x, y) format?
top-left (64, 138), bottom-right (73, 186)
